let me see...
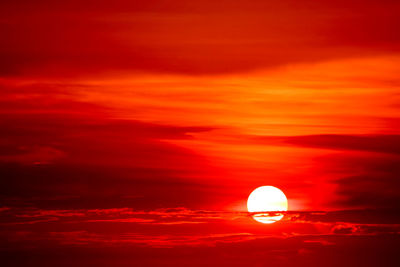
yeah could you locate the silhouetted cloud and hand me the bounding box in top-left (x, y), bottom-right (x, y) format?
top-left (1, 207), bottom-right (400, 266)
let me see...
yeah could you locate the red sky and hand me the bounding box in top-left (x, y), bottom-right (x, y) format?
top-left (1, 0), bottom-right (400, 266)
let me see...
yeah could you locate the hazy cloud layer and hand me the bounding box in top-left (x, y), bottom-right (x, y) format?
top-left (1, 0), bottom-right (399, 76)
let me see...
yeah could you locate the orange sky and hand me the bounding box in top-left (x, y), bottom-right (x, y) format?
top-left (2, 55), bottom-right (399, 211)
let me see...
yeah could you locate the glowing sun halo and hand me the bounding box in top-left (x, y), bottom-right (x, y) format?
top-left (247, 186), bottom-right (288, 224)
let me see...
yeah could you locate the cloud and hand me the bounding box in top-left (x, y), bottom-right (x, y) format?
top-left (331, 223), bottom-right (359, 234)
top-left (3, 207), bottom-right (400, 234)
top-left (0, 84), bottom-right (221, 210)
top-left (323, 153), bottom-right (400, 210)
top-left (253, 134), bottom-right (400, 210)
top-left (1, 0), bottom-right (399, 76)
top-left (1, 207), bottom-right (400, 266)
top-left (2, 234), bottom-right (399, 266)
top-left (288, 209), bottom-right (400, 225)
top-left (282, 134), bottom-right (400, 155)
top-left (0, 146), bottom-right (65, 165)
top-left (0, 207), bottom-right (230, 226)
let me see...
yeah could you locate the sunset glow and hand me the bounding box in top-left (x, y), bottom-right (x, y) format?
top-left (1, 0), bottom-right (400, 266)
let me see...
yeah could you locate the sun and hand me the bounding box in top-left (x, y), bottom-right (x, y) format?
top-left (247, 186), bottom-right (288, 224)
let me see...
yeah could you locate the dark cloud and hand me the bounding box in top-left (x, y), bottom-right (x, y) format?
top-left (289, 209), bottom-right (400, 225)
top-left (1, 207), bottom-right (400, 266)
top-left (282, 134), bottom-right (400, 155)
top-left (0, 163), bottom-right (216, 209)
top-left (327, 154), bottom-right (400, 210)
top-left (255, 134), bottom-right (400, 210)
top-left (0, 0), bottom-right (399, 76)
top-left (0, 89), bottom-right (218, 209)
top-left (2, 234), bottom-right (398, 267)
top-left (3, 207), bottom-right (400, 229)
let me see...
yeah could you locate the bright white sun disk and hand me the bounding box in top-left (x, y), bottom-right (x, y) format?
top-left (247, 186), bottom-right (288, 224)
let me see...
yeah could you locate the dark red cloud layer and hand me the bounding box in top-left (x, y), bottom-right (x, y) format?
top-left (1, 207), bottom-right (400, 266)
top-left (0, 113), bottom-right (219, 209)
top-left (1, 0), bottom-right (399, 76)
